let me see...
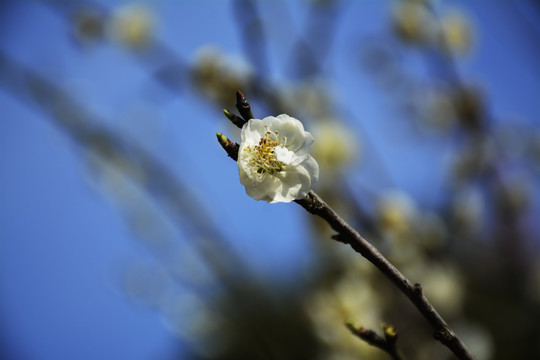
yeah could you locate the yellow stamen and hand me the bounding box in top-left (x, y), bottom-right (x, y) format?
top-left (245, 129), bottom-right (285, 175)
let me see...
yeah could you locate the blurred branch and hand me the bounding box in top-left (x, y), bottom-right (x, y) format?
top-left (345, 322), bottom-right (404, 360)
top-left (232, 0), bottom-right (270, 77)
top-left (219, 92), bottom-right (476, 360)
top-left (288, 0), bottom-right (342, 80)
top-left (45, 1), bottom-right (189, 95)
top-left (0, 49), bottom-right (247, 288)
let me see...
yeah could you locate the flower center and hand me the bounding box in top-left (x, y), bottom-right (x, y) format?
top-left (245, 128), bottom-right (285, 175)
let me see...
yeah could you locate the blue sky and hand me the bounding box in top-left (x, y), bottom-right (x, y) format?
top-left (1, 1), bottom-right (539, 359)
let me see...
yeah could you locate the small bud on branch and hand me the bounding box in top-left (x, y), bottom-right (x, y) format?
top-left (223, 109), bottom-right (247, 129)
top-left (346, 322), bottom-right (403, 360)
top-left (216, 132), bottom-right (239, 161)
top-left (383, 324), bottom-right (398, 345)
top-left (235, 90), bottom-right (254, 122)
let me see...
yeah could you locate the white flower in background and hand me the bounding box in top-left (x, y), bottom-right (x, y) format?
top-left (193, 47), bottom-right (254, 104)
top-left (376, 190), bottom-right (418, 235)
top-left (238, 114), bottom-right (319, 203)
top-left (440, 10), bottom-right (474, 55)
top-left (312, 120), bottom-right (358, 172)
top-left (392, 1), bottom-right (438, 45)
top-left (110, 5), bottom-right (154, 49)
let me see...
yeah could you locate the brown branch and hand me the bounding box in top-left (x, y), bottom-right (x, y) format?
top-left (296, 191), bottom-right (475, 360)
top-left (345, 322), bottom-right (404, 360)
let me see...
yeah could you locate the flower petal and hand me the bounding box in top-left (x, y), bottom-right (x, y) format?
top-left (245, 174), bottom-right (281, 201)
top-left (274, 146), bottom-right (296, 164)
top-left (299, 155), bottom-right (319, 185)
top-left (275, 167), bottom-right (311, 202)
top-left (241, 118), bottom-right (266, 146)
top-left (272, 114), bottom-right (306, 152)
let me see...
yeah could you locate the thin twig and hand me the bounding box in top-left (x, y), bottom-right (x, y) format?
top-left (345, 322), bottom-right (404, 360)
top-left (232, 0), bottom-right (271, 77)
top-left (295, 191), bottom-right (475, 360)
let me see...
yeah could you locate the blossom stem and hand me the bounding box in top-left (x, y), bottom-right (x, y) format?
top-left (295, 191), bottom-right (476, 360)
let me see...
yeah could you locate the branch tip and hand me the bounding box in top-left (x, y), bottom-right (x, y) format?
top-left (223, 109), bottom-right (247, 129)
top-left (347, 322), bottom-right (404, 360)
top-left (235, 89), bottom-right (254, 121)
top-left (216, 132), bottom-right (227, 144)
top-left (216, 132), bottom-right (239, 161)
top-left (383, 324), bottom-right (398, 343)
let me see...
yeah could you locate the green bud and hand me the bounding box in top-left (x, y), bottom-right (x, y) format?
top-left (383, 324), bottom-right (397, 343)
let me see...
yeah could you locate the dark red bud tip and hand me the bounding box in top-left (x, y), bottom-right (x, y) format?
top-left (235, 90), bottom-right (254, 121)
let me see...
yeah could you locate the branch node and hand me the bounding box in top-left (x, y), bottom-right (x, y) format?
top-left (434, 326), bottom-right (453, 342)
top-left (331, 233), bottom-right (348, 244)
top-left (294, 191), bottom-right (324, 215)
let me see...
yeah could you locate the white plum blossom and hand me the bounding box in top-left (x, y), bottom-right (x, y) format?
top-left (238, 114), bottom-right (319, 203)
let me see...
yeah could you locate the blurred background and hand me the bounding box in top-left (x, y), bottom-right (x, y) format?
top-left (1, 0), bottom-right (540, 359)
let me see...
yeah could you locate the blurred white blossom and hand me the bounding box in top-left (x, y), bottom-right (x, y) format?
top-left (392, 0), bottom-right (438, 45)
top-left (192, 46), bottom-right (254, 105)
top-left (312, 120), bottom-right (359, 176)
top-left (306, 257), bottom-right (384, 360)
top-left (419, 264), bottom-right (465, 317)
top-left (376, 190), bottom-right (419, 238)
top-left (440, 10), bottom-right (474, 55)
top-left (109, 4), bottom-right (155, 49)
top-left (451, 187), bottom-right (485, 236)
top-left (393, 1), bottom-right (474, 56)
